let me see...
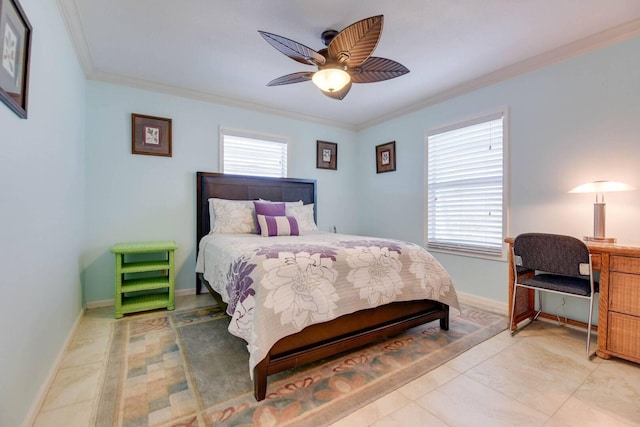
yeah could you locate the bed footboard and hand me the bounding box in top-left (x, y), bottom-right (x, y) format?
top-left (253, 301), bottom-right (449, 401)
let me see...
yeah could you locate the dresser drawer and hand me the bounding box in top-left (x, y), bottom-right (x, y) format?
top-left (609, 272), bottom-right (640, 316)
top-left (611, 255), bottom-right (640, 274)
top-left (607, 312), bottom-right (640, 361)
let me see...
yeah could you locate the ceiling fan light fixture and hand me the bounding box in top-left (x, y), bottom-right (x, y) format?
top-left (312, 67), bottom-right (350, 93)
top-left (259, 15), bottom-right (407, 99)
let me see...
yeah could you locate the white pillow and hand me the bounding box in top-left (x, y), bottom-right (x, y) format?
top-left (208, 198), bottom-right (217, 231)
top-left (207, 197), bottom-right (258, 233)
top-left (286, 203), bottom-right (318, 232)
top-left (209, 198), bottom-right (257, 234)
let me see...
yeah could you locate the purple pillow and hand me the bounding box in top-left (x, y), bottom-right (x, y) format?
top-left (254, 201), bottom-right (285, 234)
top-left (257, 215), bottom-right (300, 237)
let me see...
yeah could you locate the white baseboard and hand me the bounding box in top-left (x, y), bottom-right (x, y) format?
top-left (85, 287), bottom-right (197, 309)
top-left (87, 289), bottom-right (502, 316)
top-left (85, 298), bottom-right (113, 309)
top-left (87, 288), bottom-right (503, 317)
top-left (456, 291), bottom-right (507, 316)
top-left (22, 307), bottom-right (86, 427)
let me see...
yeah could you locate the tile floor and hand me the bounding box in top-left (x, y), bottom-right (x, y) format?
top-left (32, 294), bottom-right (640, 426)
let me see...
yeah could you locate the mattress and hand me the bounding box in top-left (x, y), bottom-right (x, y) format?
top-left (195, 231), bottom-right (460, 376)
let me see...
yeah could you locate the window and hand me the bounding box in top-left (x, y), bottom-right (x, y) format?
top-left (220, 127), bottom-right (288, 178)
top-left (425, 111), bottom-right (507, 257)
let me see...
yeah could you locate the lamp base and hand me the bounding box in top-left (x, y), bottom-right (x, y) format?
top-left (584, 236), bottom-right (617, 244)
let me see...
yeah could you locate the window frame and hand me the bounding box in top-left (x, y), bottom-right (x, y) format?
top-left (219, 126), bottom-right (290, 178)
top-left (424, 108), bottom-right (510, 260)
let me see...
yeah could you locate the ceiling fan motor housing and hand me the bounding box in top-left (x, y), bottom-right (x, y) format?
top-left (321, 29), bottom-right (339, 46)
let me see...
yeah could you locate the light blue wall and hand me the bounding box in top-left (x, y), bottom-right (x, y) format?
top-left (84, 35), bottom-right (640, 315)
top-left (0, 0), bottom-right (86, 425)
top-left (83, 82), bottom-right (359, 303)
top-left (356, 36), bottom-right (640, 320)
top-left (5, 3), bottom-right (640, 423)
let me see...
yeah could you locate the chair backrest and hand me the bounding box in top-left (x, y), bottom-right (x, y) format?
top-left (513, 233), bottom-right (590, 278)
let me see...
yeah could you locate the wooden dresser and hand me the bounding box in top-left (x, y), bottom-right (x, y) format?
top-left (590, 243), bottom-right (640, 363)
top-left (506, 238), bottom-right (640, 364)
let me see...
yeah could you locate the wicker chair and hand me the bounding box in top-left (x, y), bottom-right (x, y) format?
top-left (509, 233), bottom-right (598, 357)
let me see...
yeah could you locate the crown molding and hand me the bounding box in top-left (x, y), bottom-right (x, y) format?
top-left (56, 0), bottom-right (94, 76)
top-left (356, 18), bottom-right (640, 130)
top-left (56, 0), bottom-right (640, 132)
top-left (56, 1), bottom-right (355, 130)
top-left (88, 70), bottom-right (357, 131)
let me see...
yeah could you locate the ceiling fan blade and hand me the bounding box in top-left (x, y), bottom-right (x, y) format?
top-left (350, 57), bottom-right (409, 83)
top-left (258, 31), bottom-right (326, 66)
top-left (321, 81), bottom-right (352, 100)
top-left (266, 72), bottom-right (314, 86)
top-left (327, 15), bottom-right (383, 67)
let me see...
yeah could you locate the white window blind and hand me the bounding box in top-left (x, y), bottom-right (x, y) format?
top-left (220, 128), bottom-right (288, 178)
top-left (426, 113), bottom-right (505, 256)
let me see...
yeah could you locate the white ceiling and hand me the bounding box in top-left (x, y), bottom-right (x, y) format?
top-left (59, 0), bottom-right (640, 129)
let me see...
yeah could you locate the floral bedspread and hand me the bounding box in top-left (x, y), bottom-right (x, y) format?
top-left (195, 232), bottom-right (459, 377)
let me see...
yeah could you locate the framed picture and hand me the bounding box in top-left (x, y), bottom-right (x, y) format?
top-left (316, 140), bottom-right (337, 170)
top-left (376, 141), bottom-right (396, 173)
top-left (0, 0), bottom-right (31, 118)
top-left (131, 114), bottom-right (172, 157)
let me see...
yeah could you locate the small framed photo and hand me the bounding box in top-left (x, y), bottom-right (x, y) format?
top-left (376, 141), bottom-right (396, 173)
top-left (131, 114), bottom-right (172, 157)
top-left (316, 140), bottom-right (337, 170)
top-left (0, 0), bottom-right (32, 118)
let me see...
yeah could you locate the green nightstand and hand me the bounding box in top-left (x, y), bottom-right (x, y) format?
top-left (110, 241), bottom-right (178, 319)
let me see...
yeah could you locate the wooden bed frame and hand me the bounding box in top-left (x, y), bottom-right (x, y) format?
top-left (195, 172), bottom-right (450, 400)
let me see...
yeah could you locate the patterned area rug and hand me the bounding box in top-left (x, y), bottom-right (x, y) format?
top-left (97, 304), bottom-right (505, 426)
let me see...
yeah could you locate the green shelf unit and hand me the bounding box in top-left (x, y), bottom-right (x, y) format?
top-left (120, 293), bottom-right (172, 315)
top-left (121, 276), bottom-right (170, 293)
top-left (121, 260), bottom-right (171, 274)
top-left (111, 241), bottom-right (178, 319)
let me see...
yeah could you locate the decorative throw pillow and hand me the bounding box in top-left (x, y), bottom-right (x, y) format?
top-left (254, 201), bottom-right (285, 234)
top-left (210, 199), bottom-right (257, 234)
top-left (259, 199), bottom-right (304, 208)
top-left (257, 215), bottom-right (300, 237)
top-left (286, 203), bottom-right (318, 232)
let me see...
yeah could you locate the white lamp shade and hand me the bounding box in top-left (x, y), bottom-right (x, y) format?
top-left (569, 180), bottom-right (635, 193)
top-left (312, 68), bottom-right (350, 92)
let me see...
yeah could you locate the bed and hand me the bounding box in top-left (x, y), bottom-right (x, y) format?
top-left (195, 172), bottom-right (459, 401)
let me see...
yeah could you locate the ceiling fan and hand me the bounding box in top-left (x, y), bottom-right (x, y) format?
top-left (258, 15), bottom-right (409, 100)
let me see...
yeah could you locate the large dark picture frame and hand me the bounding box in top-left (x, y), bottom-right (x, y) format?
top-left (0, 0), bottom-right (32, 119)
top-left (131, 113), bottom-right (173, 157)
top-left (376, 141), bottom-right (396, 173)
top-left (316, 140), bottom-right (337, 170)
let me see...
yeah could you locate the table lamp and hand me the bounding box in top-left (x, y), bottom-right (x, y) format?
top-left (569, 180), bottom-right (635, 243)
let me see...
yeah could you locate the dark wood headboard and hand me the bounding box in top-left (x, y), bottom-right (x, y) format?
top-left (196, 171), bottom-right (317, 249)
